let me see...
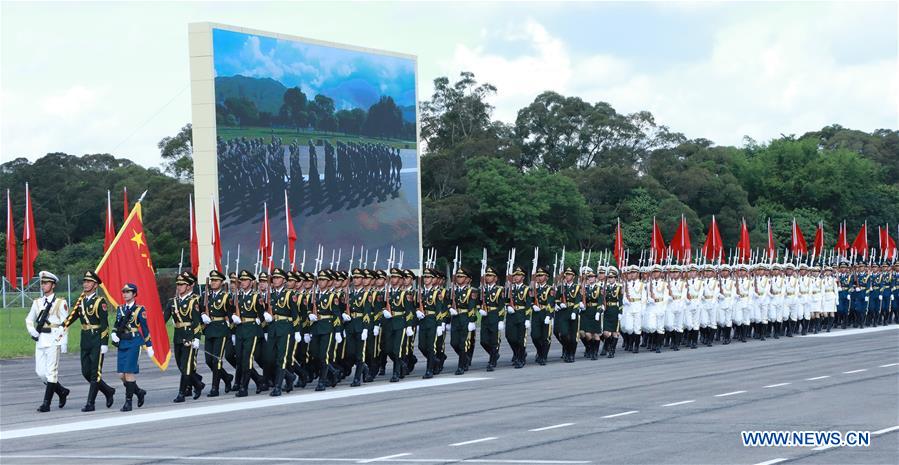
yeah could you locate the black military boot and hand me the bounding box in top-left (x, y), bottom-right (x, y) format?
top-left (236, 371), bottom-right (250, 397)
top-left (455, 353), bottom-right (466, 375)
top-left (55, 382), bottom-right (70, 408)
top-left (316, 361), bottom-right (330, 391)
top-left (98, 380), bottom-right (116, 408)
top-left (120, 381), bottom-right (134, 412)
top-left (221, 369), bottom-right (233, 393)
top-left (599, 338), bottom-right (609, 357)
top-left (38, 382), bottom-right (55, 412)
top-left (608, 337), bottom-right (617, 358)
top-left (174, 376), bottom-right (187, 403)
top-left (192, 374), bottom-right (205, 399)
top-left (422, 356), bottom-right (434, 379)
top-left (134, 382), bottom-right (147, 408)
top-left (654, 333), bottom-right (662, 353)
top-left (82, 382), bottom-right (99, 412)
top-left (759, 323), bottom-right (767, 341)
top-left (671, 332), bottom-right (680, 351)
top-left (390, 358), bottom-right (401, 382)
top-left (800, 319), bottom-right (808, 336)
top-left (632, 334), bottom-right (640, 353)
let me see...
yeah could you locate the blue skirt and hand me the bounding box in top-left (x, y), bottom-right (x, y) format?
top-left (117, 344), bottom-right (141, 374)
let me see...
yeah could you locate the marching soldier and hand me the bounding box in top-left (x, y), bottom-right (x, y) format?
top-left (449, 268), bottom-right (478, 374)
top-left (263, 268), bottom-right (299, 396)
top-left (346, 268), bottom-right (373, 386)
top-left (646, 265), bottom-right (668, 352)
top-left (579, 267), bottom-right (602, 360)
top-left (505, 266), bottom-right (530, 368)
top-left (433, 270), bottom-right (450, 374)
top-left (530, 266), bottom-right (554, 365)
top-left (622, 265), bottom-right (645, 353)
top-left (111, 283), bottom-right (151, 412)
top-left (366, 269), bottom-right (387, 382)
top-left (402, 269), bottom-right (419, 376)
top-left (26, 271), bottom-right (70, 412)
top-left (416, 268), bottom-right (444, 378)
top-left (601, 267), bottom-right (623, 358)
top-left (231, 270), bottom-right (264, 397)
top-left (555, 266), bottom-right (583, 362)
top-left (666, 266), bottom-right (686, 350)
top-left (310, 270), bottom-right (341, 391)
top-left (480, 266), bottom-right (504, 371)
top-left (382, 268), bottom-right (410, 382)
top-left (199, 270), bottom-right (235, 395)
top-left (684, 264), bottom-right (703, 348)
top-left (163, 271), bottom-right (204, 402)
top-left (60, 271), bottom-right (116, 411)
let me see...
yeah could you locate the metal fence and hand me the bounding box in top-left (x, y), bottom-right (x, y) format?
top-left (1, 276), bottom-right (82, 309)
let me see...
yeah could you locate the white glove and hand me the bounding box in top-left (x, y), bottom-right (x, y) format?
top-left (28, 328), bottom-right (39, 339)
top-left (405, 327), bottom-right (414, 336)
top-left (111, 333), bottom-right (120, 344)
top-left (416, 310), bottom-right (425, 319)
top-left (578, 302), bottom-right (586, 311)
top-left (479, 309), bottom-right (488, 316)
top-left (264, 333), bottom-right (268, 341)
top-left (294, 331), bottom-right (301, 341)
top-left (373, 325), bottom-right (380, 336)
top-left (231, 335), bottom-right (236, 345)
top-left (201, 314), bottom-right (211, 324)
top-left (445, 323), bottom-right (451, 332)
top-left (554, 305), bottom-right (561, 311)
top-left (341, 313), bottom-right (352, 322)
top-left (61, 344), bottom-right (68, 354)
top-left (192, 338), bottom-right (200, 349)
top-left (506, 306), bottom-right (515, 314)
top-left (303, 333), bottom-right (311, 343)
top-left (449, 307), bottom-right (458, 316)
top-left (525, 320), bottom-right (531, 329)
top-left (255, 318), bottom-right (260, 325)
top-left (878, 295), bottom-right (883, 300)
top-left (361, 329), bottom-right (368, 341)
top-left (335, 332), bottom-right (343, 344)
top-left (308, 313), bottom-right (319, 322)
top-left (544, 315), bottom-right (551, 325)
top-left (146, 346), bottom-right (154, 358)
top-left (436, 325), bottom-right (444, 337)
top-left (865, 297), bottom-right (869, 302)
top-left (559, 303), bottom-right (568, 309)
top-left (846, 295), bottom-right (851, 300)
top-left (532, 305), bottom-right (541, 312)
top-left (570, 312), bottom-right (577, 320)
top-left (263, 312), bottom-right (273, 323)
top-left (100, 344), bottom-right (108, 354)
top-left (595, 312), bottom-right (600, 321)
top-left (498, 321), bottom-right (505, 331)
top-left (231, 314), bottom-right (241, 324)
top-left (382, 309), bottom-right (392, 319)
top-left (467, 322), bottom-right (476, 332)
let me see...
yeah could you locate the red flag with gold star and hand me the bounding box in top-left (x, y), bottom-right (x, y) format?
top-left (95, 201), bottom-right (169, 370)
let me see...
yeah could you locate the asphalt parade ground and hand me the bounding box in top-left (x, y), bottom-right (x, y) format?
top-left (1, 326), bottom-right (897, 465)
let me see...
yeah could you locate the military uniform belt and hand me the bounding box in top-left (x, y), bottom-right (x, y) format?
top-left (173, 322), bottom-right (192, 329)
top-left (274, 315), bottom-right (292, 321)
top-left (81, 324), bottom-right (101, 330)
top-left (351, 312), bottom-right (366, 318)
top-left (210, 316), bottom-right (227, 322)
top-left (241, 317), bottom-right (257, 323)
top-left (391, 311), bottom-right (404, 317)
top-left (425, 310), bottom-right (438, 315)
top-left (318, 314), bottom-right (333, 320)
top-left (485, 306), bottom-right (500, 311)
top-left (514, 306), bottom-right (526, 310)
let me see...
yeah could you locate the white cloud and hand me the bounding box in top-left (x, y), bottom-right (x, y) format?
top-left (39, 85), bottom-right (100, 118)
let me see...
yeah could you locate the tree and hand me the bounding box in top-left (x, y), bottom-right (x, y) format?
top-left (279, 87), bottom-right (308, 132)
top-left (309, 94), bottom-right (337, 131)
top-left (364, 96), bottom-right (403, 138)
top-left (421, 72), bottom-right (497, 152)
top-left (157, 123), bottom-right (193, 181)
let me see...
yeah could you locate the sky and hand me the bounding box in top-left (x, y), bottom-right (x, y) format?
top-left (1, 1), bottom-right (896, 169)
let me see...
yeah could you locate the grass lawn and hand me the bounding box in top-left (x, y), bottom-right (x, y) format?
top-left (217, 126), bottom-right (416, 150)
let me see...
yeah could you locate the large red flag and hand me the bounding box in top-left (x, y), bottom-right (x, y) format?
top-left (211, 198), bottom-right (223, 272)
top-left (670, 214), bottom-right (692, 263)
top-left (5, 189), bottom-right (17, 289)
top-left (104, 190), bottom-right (115, 252)
top-left (95, 200), bottom-right (169, 370)
top-left (259, 202), bottom-right (272, 271)
top-left (650, 217), bottom-right (666, 263)
top-left (122, 186), bottom-right (129, 224)
top-left (880, 224), bottom-right (896, 260)
top-left (812, 222), bottom-right (825, 257)
top-left (613, 218), bottom-right (625, 268)
top-left (766, 218), bottom-right (776, 261)
top-left (851, 222), bottom-right (868, 259)
top-left (790, 218), bottom-right (808, 256)
top-left (702, 215), bottom-right (723, 262)
top-left (736, 218), bottom-right (751, 263)
top-left (21, 183), bottom-right (38, 283)
top-left (835, 221), bottom-right (850, 256)
top-left (189, 195), bottom-right (199, 276)
top-left (285, 190), bottom-right (297, 270)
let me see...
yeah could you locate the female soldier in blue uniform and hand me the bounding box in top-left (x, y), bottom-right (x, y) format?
top-left (110, 283), bottom-right (152, 412)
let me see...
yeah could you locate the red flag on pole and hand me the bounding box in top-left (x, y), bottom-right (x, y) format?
top-left (285, 190), bottom-right (297, 271)
top-left (104, 190), bottom-right (115, 252)
top-left (259, 202), bottom-right (271, 271)
top-left (613, 218), bottom-right (625, 268)
top-left (5, 189), bottom-right (17, 289)
top-left (95, 199), bottom-right (169, 370)
top-left (812, 222), bottom-right (825, 257)
top-left (702, 215), bottom-right (723, 263)
top-left (880, 224), bottom-right (896, 260)
top-left (123, 187), bottom-right (129, 224)
top-left (736, 218), bottom-right (751, 263)
top-left (650, 217), bottom-right (666, 264)
top-left (790, 218), bottom-right (808, 256)
top-left (21, 183), bottom-right (38, 283)
top-left (670, 214), bottom-right (692, 263)
top-left (835, 221), bottom-right (850, 256)
top-left (851, 222), bottom-right (868, 259)
top-left (211, 198), bottom-right (223, 272)
top-left (766, 218), bottom-right (776, 261)
top-left (189, 195), bottom-right (199, 276)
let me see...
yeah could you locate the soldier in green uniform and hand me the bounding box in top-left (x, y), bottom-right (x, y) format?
top-left (449, 268), bottom-right (478, 374)
top-left (433, 270), bottom-right (450, 374)
top-left (402, 269), bottom-right (419, 376)
top-left (199, 270), bottom-right (235, 396)
top-left (505, 266), bottom-right (530, 369)
top-left (163, 271), bottom-right (204, 402)
top-left (61, 271), bottom-right (116, 411)
top-left (555, 266), bottom-right (583, 363)
top-left (254, 271), bottom-right (273, 392)
top-left (310, 270), bottom-right (341, 391)
top-left (580, 268), bottom-right (603, 360)
top-left (366, 269), bottom-right (387, 382)
top-left (601, 267), bottom-right (623, 358)
top-left (264, 268), bottom-right (299, 396)
top-left (529, 266), bottom-right (555, 366)
top-left (231, 270), bottom-right (264, 397)
top-left (480, 266), bottom-right (505, 372)
top-left (382, 268), bottom-right (411, 382)
top-left (416, 268), bottom-right (445, 378)
top-left (345, 268), bottom-right (372, 386)
top-left (288, 272), bottom-right (312, 388)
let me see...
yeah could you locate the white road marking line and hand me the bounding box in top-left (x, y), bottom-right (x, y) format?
top-left (752, 459), bottom-right (787, 465)
top-left (601, 410), bottom-right (638, 418)
top-left (714, 390), bottom-right (747, 397)
top-left (0, 377), bottom-right (488, 441)
top-left (805, 375), bottom-right (830, 381)
top-left (763, 383), bottom-right (791, 388)
top-left (358, 453), bottom-right (411, 463)
top-left (529, 423), bottom-right (575, 432)
top-left (872, 425), bottom-right (899, 435)
top-left (812, 444), bottom-right (838, 451)
top-left (0, 455), bottom-right (591, 464)
top-left (843, 369), bottom-right (867, 374)
top-left (450, 437), bottom-right (497, 447)
top-left (879, 362), bottom-right (899, 367)
top-left (662, 400), bottom-right (695, 407)
top-left (803, 325), bottom-right (899, 338)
